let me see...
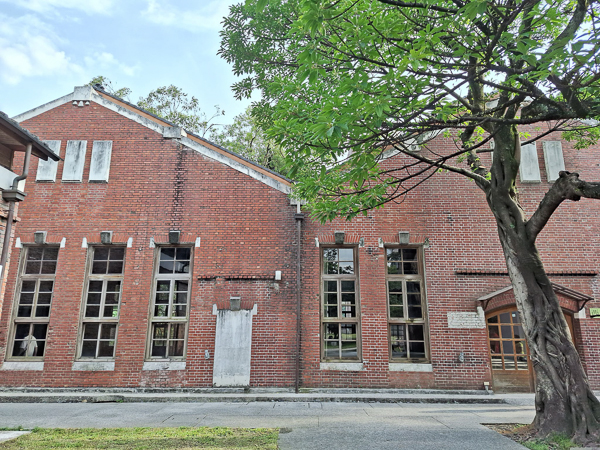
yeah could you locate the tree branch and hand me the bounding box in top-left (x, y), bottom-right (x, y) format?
top-left (526, 171), bottom-right (600, 241)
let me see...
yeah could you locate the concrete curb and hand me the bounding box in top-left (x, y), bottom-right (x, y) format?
top-left (0, 388), bottom-right (506, 404)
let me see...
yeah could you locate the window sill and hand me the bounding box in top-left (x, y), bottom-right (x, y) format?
top-left (142, 361), bottom-right (186, 371)
top-left (320, 362), bottom-right (364, 371)
top-left (72, 360), bottom-right (115, 371)
top-left (389, 363), bottom-right (433, 372)
top-left (1, 361), bottom-right (44, 371)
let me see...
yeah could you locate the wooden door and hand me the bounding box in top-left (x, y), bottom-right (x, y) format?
top-left (487, 309), bottom-right (533, 393)
top-left (486, 308), bottom-right (576, 393)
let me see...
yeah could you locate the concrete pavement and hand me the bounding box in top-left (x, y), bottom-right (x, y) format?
top-left (0, 398), bottom-right (535, 449)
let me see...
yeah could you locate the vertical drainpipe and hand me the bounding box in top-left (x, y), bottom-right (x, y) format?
top-left (294, 204), bottom-right (304, 393)
top-left (0, 143), bottom-right (32, 278)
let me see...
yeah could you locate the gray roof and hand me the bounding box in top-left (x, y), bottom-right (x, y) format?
top-left (0, 111), bottom-right (60, 161)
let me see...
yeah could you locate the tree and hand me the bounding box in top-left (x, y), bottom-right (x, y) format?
top-left (220, 0), bottom-right (600, 443)
top-left (87, 78), bottom-right (224, 138)
top-left (138, 85), bottom-right (225, 138)
top-left (209, 106), bottom-right (287, 173)
top-left (88, 76), bottom-right (132, 102)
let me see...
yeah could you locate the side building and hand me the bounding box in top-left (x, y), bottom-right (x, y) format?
top-left (0, 85), bottom-right (598, 392)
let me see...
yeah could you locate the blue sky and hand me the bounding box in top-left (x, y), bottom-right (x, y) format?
top-left (0, 0), bottom-right (252, 125)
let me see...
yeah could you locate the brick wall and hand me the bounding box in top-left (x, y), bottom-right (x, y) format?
top-left (0, 99), bottom-right (598, 391)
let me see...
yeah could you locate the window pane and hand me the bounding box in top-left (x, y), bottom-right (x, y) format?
top-left (326, 306), bottom-right (338, 317)
top-left (325, 323), bottom-right (339, 339)
top-left (160, 248), bottom-right (175, 261)
top-left (407, 306), bottom-right (422, 319)
top-left (403, 249), bottom-right (417, 261)
top-left (88, 280), bottom-right (103, 291)
top-left (85, 305), bottom-right (100, 317)
top-left (84, 323), bottom-right (99, 339)
top-left (87, 293), bottom-right (101, 304)
top-left (325, 341), bottom-right (339, 358)
top-left (489, 340), bottom-right (501, 354)
top-left (39, 281), bottom-right (53, 292)
top-left (176, 247), bottom-right (191, 260)
top-left (338, 248), bottom-right (353, 261)
top-left (502, 341), bottom-right (515, 355)
top-left (341, 280), bottom-right (354, 292)
top-left (403, 262), bottom-right (418, 274)
top-left (388, 281), bottom-right (402, 292)
top-left (499, 312), bottom-right (510, 324)
top-left (326, 293), bottom-right (337, 304)
top-left (408, 324), bottom-right (424, 341)
top-left (19, 292), bottom-right (34, 305)
top-left (391, 341), bottom-right (407, 358)
top-left (35, 305), bottom-right (50, 317)
top-left (25, 261), bottom-right (41, 274)
top-left (99, 323), bottom-right (116, 340)
top-left (390, 324), bottom-right (405, 340)
top-left (40, 261), bottom-right (57, 274)
top-left (514, 325), bottom-right (525, 339)
top-left (323, 249), bottom-right (338, 262)
top-left (325, 281), bottom-right (337, 292)
top-left (387, 248), bottom-right (401, 261)
top-left (390, 306), bottom-right (403, 318)
top-left (81, 341), bottom-right (97, 358)
top-left (488, 326), bottom-right (499, 339)
top-left (491, 355), bottom-right (503, 369)
top-left (501, 325), bottom-right (512, 339)
top-left (92, 261), bottom-right (108, 274)
top-left (488, 315), bottom-right (498, 323)
top-left (17, 305), bottom-right (32, 317)
top-left (169, 340), bottom-right (184, 357)
top-left (94, 247), bottom-right (110, 260)
top-left (37, 292), bottom-right (52, 304)
top-left (28, 247), bottom-right (44, 261)
top-left (325, 262), bottom-right (338, 274)
top-left (409, 341), bottom-right (426, 359)
top-left (107, 261), bottom-right (123, 274)
top-left (98, 341), bottom-right (115, 358)
top-left (339, 262), bottom-right (354, 274)
top-left (387, 262), bottom-right (400, 274)
top-left (110, 247), bottom-right (125, 260)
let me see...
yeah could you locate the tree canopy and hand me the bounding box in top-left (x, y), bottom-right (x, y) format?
top-left (220, 0), bottom-right (600, 220)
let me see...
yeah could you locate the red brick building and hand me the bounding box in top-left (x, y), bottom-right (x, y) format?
top-left (0, 85), bottom-right (597, 392)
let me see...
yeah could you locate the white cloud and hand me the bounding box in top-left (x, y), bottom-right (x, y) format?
top-left (84, 52), bottom-right (139, 77)
top-left (0, 14), bottom-right (82, 85)
top-left (0, 0), bottom-right (115, 15)
top-left (142, 0), bottom-right (230, 32)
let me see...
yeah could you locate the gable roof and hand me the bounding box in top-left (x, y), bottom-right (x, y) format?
top-left (476, 283), bottom-right (593, 311)
top-left (0, 111), bottom-right (60, 161)
top-left (12, 86), bottom-right (291, 194)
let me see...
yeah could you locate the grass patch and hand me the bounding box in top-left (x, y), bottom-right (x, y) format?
top-left (486, 423), bottom-right (578, 450)
top-left (0, 427), bottom-right (279, 449)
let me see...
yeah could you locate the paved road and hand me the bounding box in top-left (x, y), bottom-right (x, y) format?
top-left (0, 401), bottom-right (534, 449)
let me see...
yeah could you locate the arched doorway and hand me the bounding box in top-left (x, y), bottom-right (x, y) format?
top-left (486, 308), bottom-right (533, 392)
top-left (486, 307), bottom-right (575, 393)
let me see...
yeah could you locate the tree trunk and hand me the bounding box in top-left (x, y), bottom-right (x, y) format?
top-left (486, 125), bottom-right (600, 443)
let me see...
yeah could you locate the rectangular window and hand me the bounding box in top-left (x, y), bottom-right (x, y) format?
top-left (36, 140), bottom-right (61, 182)
top-left (79, 247), bottom-right (124, 359)
top-left (386, 247), bottom-right (428, 361)
top-left (62, 140), bottom-right (87, 182)
top-left (148, 247), bottom-right (191, 359)
top-left (89, 141), bottom-right (113, 182)
top-left (321, 247), bottom-right (360, 361)
top-left (10, 247), bottom-right (58, 358)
